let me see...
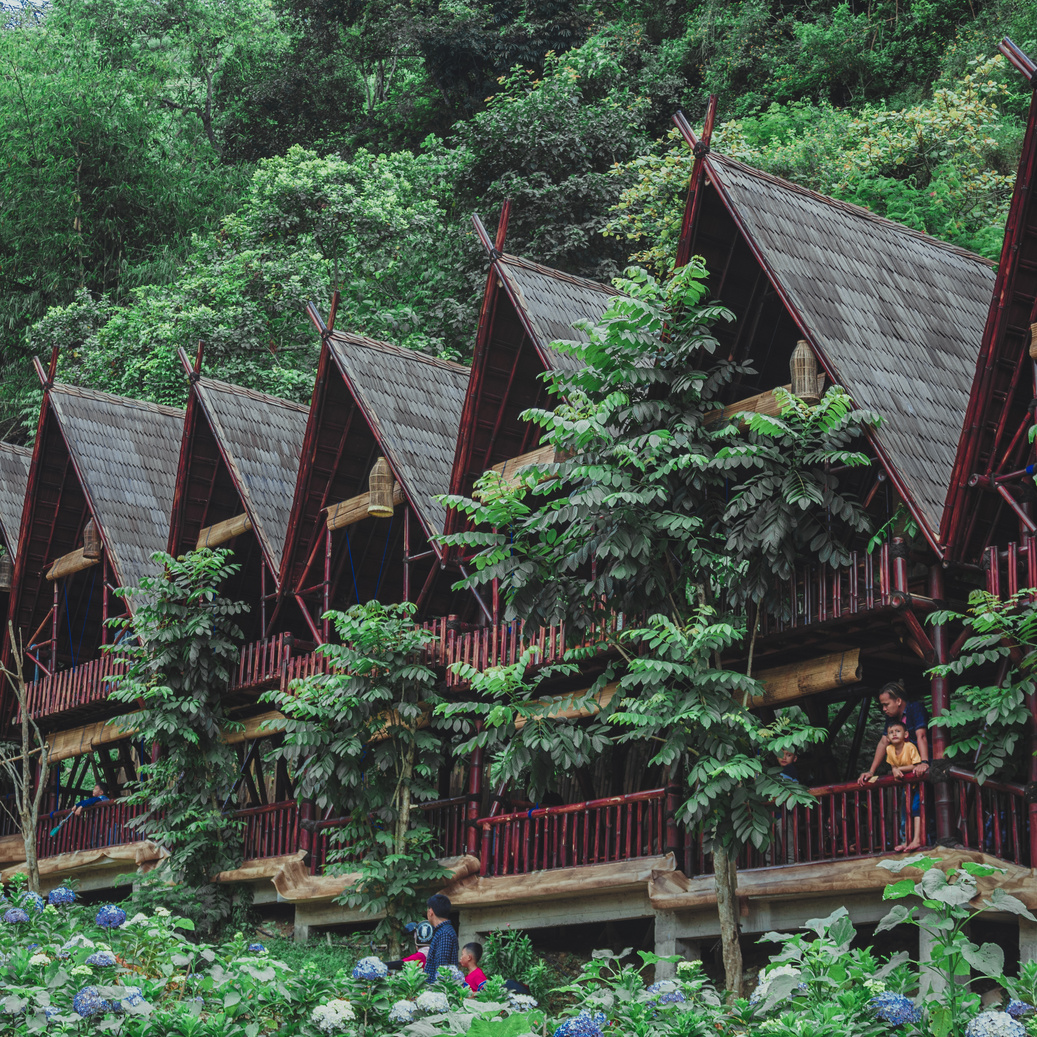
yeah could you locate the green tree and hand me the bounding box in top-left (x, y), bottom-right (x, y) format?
top-left (440, 261), bottom-right (873, 993)
top-left (107, 549), bottom-right (248, 896)
top-left (927, 588), bottom-right (1037, 784)
top-left (263, 602), bottom-right (449, 954)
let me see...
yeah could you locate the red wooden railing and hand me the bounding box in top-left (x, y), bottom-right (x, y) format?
top-left (948, 766), bottom-right (1030, 867)
top-left (36, 801), bottom-right (145, 858)
top-left (230, 633), bottom-right (295, 692)
top-left (23, 654), bottom-right (126, 720)
top-left (309, 796), bottom-right (469, 875)
top-left (758, 543), bottom-right (892, 637)
top-left (237, 801), bottom-right (299, 860)
top-left (477, 789), bottom-right (667, 876)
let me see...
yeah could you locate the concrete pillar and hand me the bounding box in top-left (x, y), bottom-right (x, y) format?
top-left (654, 912), bottom-right (678, 979)
top-left (1020, 919), bottom-right (1037, 965)
top-left (293, 912), bottom-right (310, 943)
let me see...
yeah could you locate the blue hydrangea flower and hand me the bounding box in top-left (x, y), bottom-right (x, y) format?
top-left (647, 980), bottom-right (679, 994)
top-left (1007, 1001), bottom-right (1034, 1020)
top-left (86, 950), bottom-right (117, 968)
top-left (965, 1012), bottom-right (1028, 1037)
top-left (415, 991), bottom-right (450, 1014)
top-left (351, 956), bottom-right (388, 980)
top-left (95, 904), bottom-right (127, 929)
top-left (3, 908), bottom-right (29, 924)
top-left (553, 1009), bottom-right (607, 1037)
top-left (19, 891), bottom-right (44, 914)
top-left (43, 1007), bottom-right (59, 1019)
top-left (869, 992), bottom-right (922, 1026)
top-left (47, 887), bottom-right (76, 907)
top-left (658, 991), bottom-right (687, 1005)
top-left (247, 942), bottom-right (266, 953)
top-left (73, 986), bottom-right (112, 1018)
top-left (111, 987), bottom-right (145, 1013)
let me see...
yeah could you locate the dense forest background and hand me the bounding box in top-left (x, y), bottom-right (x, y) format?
top-left (2, 0), bottom-right (1036, 438)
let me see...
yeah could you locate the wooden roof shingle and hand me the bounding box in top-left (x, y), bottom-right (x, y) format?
top-left (495, 253), bottom-right (618, 372)
top-left (328, 333), bottom-right (470, 538)
top-left (0, 443), bottom-right (30, 559)
top-left (701, 151), bottom-right (996, 542)
top-left (193, 377), bottom-right (309, 575)
top-left (47, 384), bottom-right (184, 592)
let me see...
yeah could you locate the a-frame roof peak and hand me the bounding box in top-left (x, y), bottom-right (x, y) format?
top-left (190, 373), bottom-right (309, 576)
top-left (0, 443), bottom-right (30, 560)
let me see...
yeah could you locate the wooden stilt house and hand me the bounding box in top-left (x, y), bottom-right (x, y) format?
top-left (4, 357), bottom-right (183, 730)
top-left (167, 347), bottom-right (309, 695)
top-left (0, 442), bottom-right (31, 624)
top-left (446, 209), bottom-right (617, 520)
top-left (280, 318), bottom-right (471, 644)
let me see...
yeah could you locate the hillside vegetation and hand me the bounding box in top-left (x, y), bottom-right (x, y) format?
top-left (2, 0), bottom-right (1036, 433)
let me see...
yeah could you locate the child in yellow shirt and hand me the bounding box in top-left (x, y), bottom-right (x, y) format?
top-left (886, 721), bottom-right (922, 851)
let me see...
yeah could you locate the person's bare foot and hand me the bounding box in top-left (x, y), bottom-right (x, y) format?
top-left (894, 842), bottom-right (908, 852)
top-left (902, 840), bottom-right (923, 852)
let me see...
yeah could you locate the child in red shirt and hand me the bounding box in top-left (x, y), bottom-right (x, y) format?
top-left (460, 942), bottom-right (487, 993)
top-left (387, 921), bottom-right (433, 971)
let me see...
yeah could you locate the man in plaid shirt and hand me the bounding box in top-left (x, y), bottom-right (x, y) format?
top-left (422, 894), bottom-right (459, 983)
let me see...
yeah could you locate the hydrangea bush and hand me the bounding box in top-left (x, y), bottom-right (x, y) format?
top-left (0, 863), bottom-right (1030, 1036)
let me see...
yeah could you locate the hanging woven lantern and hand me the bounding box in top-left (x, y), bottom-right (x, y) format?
top-left (368, 457), bottom-right (395, 518)
top-left (82, 517), bottom-right (102, 559)
top-left (0, 553), bottom-right (12, 591)
top-left (790, 340), bottom-right (820, 406)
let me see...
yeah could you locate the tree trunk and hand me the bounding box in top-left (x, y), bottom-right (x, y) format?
top-left (387, 740), bottom-right (416, 959)
top-left (713, 840), bottom-right (743, 997)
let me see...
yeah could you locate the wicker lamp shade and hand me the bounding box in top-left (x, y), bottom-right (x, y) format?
top-left (368, 457), bottom-right (396, 518)
top-left (0, 553), bottom-right (11, 591)
top-left (790, 340), bottom-right (820, 405)
top-left (1029, 322), bottom-right (1037, 360)
top-left (82, 517), bottom-right (102, 559)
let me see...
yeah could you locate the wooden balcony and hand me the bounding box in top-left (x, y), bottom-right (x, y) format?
top-left (309, 795), bottom-right (469, 875)
top-left (23, 654), bottom-right (126, 724)
top-left (478, 789), bottom-right (668, 876)
top-left (757, 542), bottom-right (894, 639)
top-left (37, 800), bottom-right (145, 858)
top-left (238, 801), bottom-right (299, 860)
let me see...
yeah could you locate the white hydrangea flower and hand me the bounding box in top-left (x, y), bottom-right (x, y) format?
top-left (71, 964), bottom-right (93, 977)
top-left (965, 1012), bottom-right (1027, 1037)
top-left (676, 960), bottom-right (701, 975)
top-left (126, 913), bottom-right (150, 927)
top-left (389, 999), bottom-right (417, 1023)
top-left (154, 907), bottom-right (171, 918)
top-left (310, 999), bottom-right (356, 1033)
top-left (28, 952), bottom-right (51, 966)
top-left (415, 990), bottom-right (450, 1014)
top-left (864, 978), bottom-right (887, 994)
top-left (508, 993), bottom-right (539, 1012)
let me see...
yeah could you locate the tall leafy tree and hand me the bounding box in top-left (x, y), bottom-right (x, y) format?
top-left (441, 261), bottom-right (875, 993)
top-left (263, 602), bottom-right (450, 954)
top-left (107, 549), bottom-right (248, 895)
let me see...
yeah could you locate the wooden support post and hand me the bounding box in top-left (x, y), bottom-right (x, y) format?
top-left (51, 578), bottom-right (58, 670)
top-left (403, 505), bottom-right (410, 603)
top-left (260, 563), bottom-right (267, 634)
top-left (322, 526), bottom-right (331, 642)
top-left (928, 565), bottom-right (953, 845)
top-left (1021, 919), bottom-right (1037, 965)
top-left (299, 799), bottom-right (315, 855)
top-left (465, 732), bottom-right (484, 858)
top-left (665, 776), bottom-right (681, 870)
top-left (891, 537), bottom-right (909, 593)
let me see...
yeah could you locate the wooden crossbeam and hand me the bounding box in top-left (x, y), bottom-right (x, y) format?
top-left (197, 512), bottom-right (252, 549)
top-left (325, 485), bottom-right (404, 531)
top-left (46, 548), bottom-right (101, 581)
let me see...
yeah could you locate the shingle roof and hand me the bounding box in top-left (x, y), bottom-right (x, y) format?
top-left (193, 377), bottom-right (308, 576)
top-left (327, 333), bottom-right (470, 538)
top-left (704, 151), bottom-right (996, 539)
top-left (47, 385), bottom-right (184, 592)
top-left (495, 253), bottom-right (618, 370)
top-left (0, 443), bottom-right (30, 559)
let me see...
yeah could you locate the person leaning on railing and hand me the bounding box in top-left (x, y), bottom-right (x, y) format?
top-left (72, 784), bottom-right (109, 817)
top-left (857, 683), bottom-right (929, 786)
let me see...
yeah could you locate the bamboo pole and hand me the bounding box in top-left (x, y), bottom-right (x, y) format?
top-left (325, 485), bottom-right (404, 531)
top-left (748, 649), bottom-right (861, 707)
top-left (196, 512), bottom-right (252, 549)
top-left (46, 548), bottom-right (101, 581)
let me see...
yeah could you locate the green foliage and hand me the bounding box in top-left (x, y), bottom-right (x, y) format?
top-left (482, 928), bottom-right (552, 1005)
top-left (106, 549), bottom-right (248, 894)
top-left (29, 142), bottom-right (476, 410)
top-left (928, 589), bottom-right (1037, 783)
top-left (875, 853), bottom-right (1037, 1036)
top-left (263, 602), bottom-right (449, 950)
